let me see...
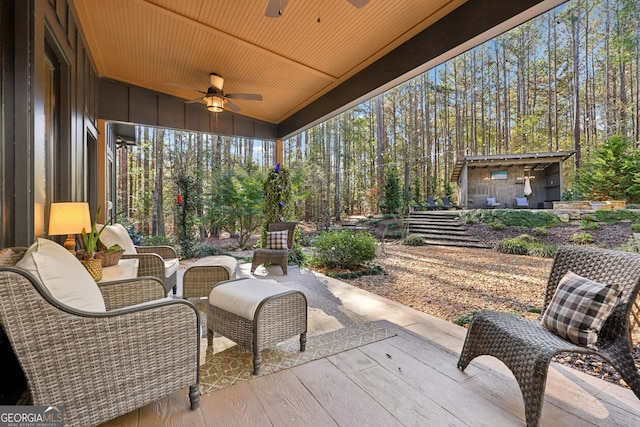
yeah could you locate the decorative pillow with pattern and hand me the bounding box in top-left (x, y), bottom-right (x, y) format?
top-left (540, 271), bottom-right (620, 348)
top-left (265, 230), bottom-right (288, 250)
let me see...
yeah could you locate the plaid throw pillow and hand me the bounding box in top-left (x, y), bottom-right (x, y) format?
top-left (266, 230), bottom-right (288, 250)
top-left (540, 271), bottom-right (620, 348)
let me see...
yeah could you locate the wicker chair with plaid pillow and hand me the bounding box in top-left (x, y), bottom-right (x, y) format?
top-left (457, 245), bottom-right (640, 427)
top-left (251, 222), bottom-right (297, 275)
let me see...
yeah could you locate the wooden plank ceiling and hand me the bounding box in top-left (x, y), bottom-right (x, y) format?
top-left (71, 0), bottom-right (466, 125)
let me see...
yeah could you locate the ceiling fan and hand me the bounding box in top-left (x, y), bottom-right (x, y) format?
top-left (167, 73), bottom-right (263, 113)
top-left (265, 0), bottom-right (369, 17)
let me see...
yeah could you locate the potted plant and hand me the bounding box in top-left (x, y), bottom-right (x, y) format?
top-left (80, 206), bottom-right (122, 279)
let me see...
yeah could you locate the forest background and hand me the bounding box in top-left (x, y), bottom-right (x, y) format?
top-left (116, 0), bottom-right (640, 249)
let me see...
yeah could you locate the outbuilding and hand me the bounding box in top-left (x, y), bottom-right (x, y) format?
top-left (451, 151), bottom-right (575, 209)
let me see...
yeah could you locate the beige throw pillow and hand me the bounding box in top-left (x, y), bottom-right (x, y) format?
top-left (16, 238), bottom-right (106, 312)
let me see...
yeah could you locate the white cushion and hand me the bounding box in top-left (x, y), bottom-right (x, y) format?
top-left (164, 257), bottom-right (179, 279)
top-left (209, 278), bottom-right (294, 320)
top-left (16, 238), bottom-right (106, 312)
top-left (98, 223), bottom-right (137, 254)
top-left (190, 255), bottom-right (239, 279)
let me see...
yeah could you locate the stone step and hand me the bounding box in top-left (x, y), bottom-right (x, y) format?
top-left (418, 239), bottom-right (492, 249)
top-left (409, 232), bottom-right (482, 242)
top-left (406, 226), bottom-right (468, 235)
top-left (405, 221), bottom-right (464, 229)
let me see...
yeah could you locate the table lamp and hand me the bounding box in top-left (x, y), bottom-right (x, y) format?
top-left (48, 202), bottom-right (92, 253)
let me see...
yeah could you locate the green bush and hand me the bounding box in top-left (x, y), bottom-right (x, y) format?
top-left (383, 230), bottom-right (407, 239)
top-left (578, 220), bottom-right (600, 230)
top-left (631, 223), bottom-right (640, 232)
top-left (310, 230), bottom-right (377, 269)
top-left (593, 209), bottom-right (640, 224)
top-left (459, 209), bottom-right (560, 228)
top-left (571, 232), bottom-right (594, 244)
top-left (495, 238), bottom-right (529, 255)
top-left (495, 234), bottom-right (556, 258)
top-left (194, 244), bottom-right (227, 258)
top-left (532, 226), bottom-right (547, 236)
top-left (142, 235), bottom-right (174, 246)
top-left (403, 235), bottom-right (426, 246)
top-left (490, 221), bottom-right (505, 230)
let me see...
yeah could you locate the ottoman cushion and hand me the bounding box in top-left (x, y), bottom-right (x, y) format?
top-left (209, 279), bottom-right (294, 320)
top-left (192, 255), bottom-right (238, 278)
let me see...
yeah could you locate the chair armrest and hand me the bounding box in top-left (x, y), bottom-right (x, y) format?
top-left (0, 269), bottom-right (200, 426)
top-left (122, 253), bottom-right (165, 280)
top-left (98, 277), bottom-right (167, 310)
top-left (136, 245), bottom-right (178, 259)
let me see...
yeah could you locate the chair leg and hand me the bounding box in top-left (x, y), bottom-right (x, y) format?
top-left (300, 332), bottom-right (307, 351)
top-left (253, 348), bottom-right (262, 375)
top-left (608, 347), bottom-right (640, 400)
top-left (189, 384), bottom-right (200, 410)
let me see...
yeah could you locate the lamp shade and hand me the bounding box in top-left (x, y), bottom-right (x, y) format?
top-left (206, 96), bottom-right (224, 112)
top-left (48, 202), bottom-right (92, 235)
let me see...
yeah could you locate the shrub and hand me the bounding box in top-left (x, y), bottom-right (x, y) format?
top-left (495, 238), bottom-right (529, 255)
top-left (593, 209), bottom-right (640, 224)
top-left (194, 243), bottom-right (227, 258)
top-left (403, 235), bottom-right (426, 246)
top-left (578, 220), bottom-right (600, 230)
top-left (309, 230), bottom-right (377, 269)
top-left (532, 226), bottom-right (547, 236)
top-left (571, 232), bottom-right (594, 244)
top-left (459, 209), bottom-right (560, 228)
top-left (490, 221), bottom-right (505, 230)
top-left (495, 234), bottom-right (556, 258)
top-left (383, 230), bottom-right (407, 239)
top-left (142, 235), bottom-right (174, 246)
top-left (631, 223), bottom-right (640, 232)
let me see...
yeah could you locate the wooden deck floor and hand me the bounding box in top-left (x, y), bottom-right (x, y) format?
top-left (101, 264), bottom-right (640, 427)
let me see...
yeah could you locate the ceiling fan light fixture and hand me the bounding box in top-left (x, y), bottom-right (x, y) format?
top-left (206, 95), bottom-right (225, 112)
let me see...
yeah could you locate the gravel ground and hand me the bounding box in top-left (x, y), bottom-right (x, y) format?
top-left (338, 238), bottom-right (640, 390)
top-left (186, 222), bottom-right (640, 389)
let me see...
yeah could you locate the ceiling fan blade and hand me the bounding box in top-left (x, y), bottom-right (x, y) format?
top-left (165, 81), bottom-right (206, 94)
top-left (224, 100), bottom-right (242, 112)
top-left (348, 0), bottom-right (369, 8)
top-left (265, 0), bottom-right (288, 17)
top-left (185, 97), bottom-right (204, 103)
top-left (226, 93), bottom-right (263, 101)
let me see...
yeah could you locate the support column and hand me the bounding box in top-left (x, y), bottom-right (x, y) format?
top-left (275, 139), bottom-right (283, 165)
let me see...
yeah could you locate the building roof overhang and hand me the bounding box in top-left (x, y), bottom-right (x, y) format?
top-left (451, 151), bottom-right (576, 183)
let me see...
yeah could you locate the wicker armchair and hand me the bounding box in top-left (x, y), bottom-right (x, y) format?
top-left (251, 222), bottom-right (297, 275)
top-left (0, 266), bottom-right (200, 427)
top-left (457, 246), bottom-right (640, 427)
top-left (98, 223), bottom-right (179, 294)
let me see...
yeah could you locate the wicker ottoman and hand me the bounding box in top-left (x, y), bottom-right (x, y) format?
top-left (183, 255), bottom-right (238, 298)
top-left (207, 278), bottom-right (307, 375)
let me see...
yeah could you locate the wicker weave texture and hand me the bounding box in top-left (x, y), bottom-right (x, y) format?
top-left (0, 247), bottom-right (27, 266)
top-left (183, 266), bottom-right (231, 299)
top-left (122, 249), bottom-right (177, 293)
top-left (251, 222), bottom-right (297, 275)
top-left (0, 267), bottom-right (200, 427)
top-left (208, 286), bottom-right (307, 374)
top-left (458, 246), bottom-right (640, 427)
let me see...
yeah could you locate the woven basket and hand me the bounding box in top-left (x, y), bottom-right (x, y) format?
top-left (94, 249), bottom-right (125, 267)
top-left (81, 259), bottom-right (103, 281)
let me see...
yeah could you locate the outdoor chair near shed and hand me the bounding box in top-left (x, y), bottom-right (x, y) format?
top-left (440, 196), bottom-right (461, 210)
top-left (0, 240), bottom-right (200, 427)
top-left (514, 197), bottom-right (529, 208)
top-left (457, 245), bottom-right (640, 427)
top-left (251, 222), bottom-right (298, 275)
top-left (486, 197), bottom-right (501, 208)
top-left (413, 197), bottom-right (441, 210)
top-left (98, 223), bottom-right (180, 294)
